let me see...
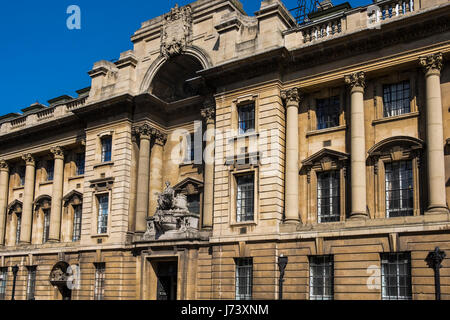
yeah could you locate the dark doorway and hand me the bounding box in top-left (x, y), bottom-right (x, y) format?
top-left (156, 261), bottom-right (178, 301)
top-left (60, 286), bottom-right (72, 300)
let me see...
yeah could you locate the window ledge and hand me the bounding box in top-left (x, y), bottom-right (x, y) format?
top-left (39, 181), bottom-right (53, 186)
top-left (372, 111), bottom-right (419, 126)
top-left (68, 175), bottom-right (84, 181)
top-left (12, 186), bottom-right (24, 191)
top-left (306, 125), bottom-right (346, 137)
top-left (229, 132), bottom-right (259, 142)
top-left (93, 161), bottom-right (114, 169)
top-left (230, 221), bottom-right (257, 227)
top-left (91, 234), bottom-right (109, 238)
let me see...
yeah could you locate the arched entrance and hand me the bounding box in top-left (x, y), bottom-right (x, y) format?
top-left (49, 261), bottom-right (73, 300)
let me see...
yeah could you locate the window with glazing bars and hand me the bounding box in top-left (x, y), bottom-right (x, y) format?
top-left (309, 255), bottom-right (334, 300)
top-left (76, 152), bottom-right (85, 176)
top-left (238, 103), bottom-right (255, 135)
top-left (26, 266), bottom-right (36, 300)
top-left (72, 205), bottom-right (82, 242)
top-left (385, 160), bottom-right (413, 218)
top-left (18, 166), bottom-right (25, 186)
top-left (42, 209), bottom-right (50, 243)
top-left (383, 81), bottom-right (410, 117)
top-left (97, 194), bottom-right (109, 234)
top-left (235, 258), bottom-right (253, 300)
top-left (317, 171), bottom-right (340, 223)
top-left (94, 263), bottom-right (106, 300)
top-left (46, 160), bottom-right (54, 181)
top-left (316, 96), bottom-right (340, 130)
top-left (101, 136), bottom-right (112, 162)
top-left (187, 194), bottom-right (200, 215)
top-left (236, 174), bottom-right (254, 222)
top-left (381, 252), bottom-right (412, 300)
top-left (16, 214), bottom-right (21, 245)
top-left (0, 268), bottom-right (7, 300)
top-left (184, 133), bottom-right (195, 163)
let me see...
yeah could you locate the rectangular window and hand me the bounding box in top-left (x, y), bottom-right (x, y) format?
top-left (26, 266), bottom-right (37, 300)
top-left (0, 268), bottom-right (7, 300)
top-left (383, 81), bottom-right (410, 117)
top-left (97, 194), bottom-right (109, 234)
top-left (18, 166), bottom-right (25, 186)
top-left (317, 171), bottom-right (340, 223)
top-left (236, 174), bottom-right (254, 222)
top-left (183, 133), bottom-right (195, 164)
top-left (94, 263), bottom-right (106, 300)
top-left (309, 255), bottom-right (334, 300)
top-left (72, 205), bottom-right (82, 242)
top-left (16, 214), bottom-right (21, 245)
top-left (42, 209), bottom-right (50, 243)
top-left (187, 194), bottom-right (200, 215)
top-left (76, 152), bottom-right (85, 176)
top-left (381, 252), bottom-right (412, 300)
top-left (46, 160), bottom-right (54, 181)
top-left (238, 103), bottom-right (255, 135)
top-left (101, 136), bottom-right (112, 163)
top-left (385, 160), bottom-right (413, 218)
top-left (235, 258), bottom-right (253, 300)
top-left (316, 96), bottom-right (340, 130)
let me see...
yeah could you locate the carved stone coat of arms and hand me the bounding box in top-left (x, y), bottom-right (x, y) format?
top-left (160, 4), bottom-right (193, 58)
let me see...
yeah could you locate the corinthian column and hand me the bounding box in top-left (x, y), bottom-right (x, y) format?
top-left (345, 71), bottom-right (368, 219)
top-left (201, 102), bottom-right (216, 229)
top-left (48, 147), bottom-right (64, 242)
top-left (419, 52), bottom-right (449, 214)
top-left (0, 160), bottom-right (9, 246)
top-left (149, 128), bottom-right (167, 217)
top-left (281, 88), bottom-right (301, 224)
top-left (135, 124), bottom-right (152, 233)
top-left (20, 153), bottom-right (35, 244)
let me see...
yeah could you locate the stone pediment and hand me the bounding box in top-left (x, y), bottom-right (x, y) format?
top-left (173, 177), bottom-right (204, 195)
top-left (302, 148), bottom-right (349, 167)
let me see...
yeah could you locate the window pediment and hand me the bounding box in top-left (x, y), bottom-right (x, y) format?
top-left (368, 136), bottom-right (424, 160)
top-left (302, 148), bottom-right (349, 171)
top-left (7, 199), bottom-right (22, 215)
top-left (173, 177), bottom-right (203, 195)
top-left (34, 195), bottom-right (52, 211)
top-left (63, 190), bottom-right (83, 207)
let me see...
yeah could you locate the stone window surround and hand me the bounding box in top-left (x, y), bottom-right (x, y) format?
top-left (91, 190), bottom-right (112, 238)
top-left (228, 166), bottom-right (259, 227)
top-left (33, 195), bottom-right (52, 245)
top-left (6, 200), bottom-right (22, 246)
top-left (368, 136), bottom-right (423, 219)
top-left (173, 178), bottom-right (204, 222)
top-left (63, 190), bottom-right (83, 242)
top-left (231, 94), bottom-right (259, 137)
top-left (96, 130), bottom-right (115, 165)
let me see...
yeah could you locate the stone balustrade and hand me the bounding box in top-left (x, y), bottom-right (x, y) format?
top-left (300, 16), bottom-right (343, 44)
top-left (368, 0), bottom-right (415, 25)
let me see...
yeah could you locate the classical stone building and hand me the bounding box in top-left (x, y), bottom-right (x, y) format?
top-left (0, 0), bottom-right (449, 300)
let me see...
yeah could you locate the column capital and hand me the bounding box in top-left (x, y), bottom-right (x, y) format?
top-left (50, 146), bottom-right (65, 160)
top-left (135, 124), bottom-right (152, 140)
top-left (22, 153), bottom-right (35, 166)
top-left (0, 159), bottom-right (9, 172)
top-left (151, 128), bottom-right (167, 147)
top-left (281, 88), bottom-right (302, 106)
top-left (344, 71), bottom-right (366, 90)
top-left (201, 106), bottom-right (215, 125)
top-left (419, 52), bottom-right (443, 75)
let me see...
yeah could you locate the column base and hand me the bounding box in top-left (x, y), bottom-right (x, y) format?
top-left (284, 218), bottom-right (300, 225)
top-left (201, 226), bottom-right (213, 231)
top-left (425, 206), bottom-right (449, 215)
top-left (349, 211), bottom-right (369, 220)
top-left (18, 241), bottom-right (31, 245)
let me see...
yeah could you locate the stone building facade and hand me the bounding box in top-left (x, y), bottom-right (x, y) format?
top-left (0, 0), bottom-right (449, 300)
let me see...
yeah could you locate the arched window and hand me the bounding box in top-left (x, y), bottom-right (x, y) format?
top-left (63, 190), bottom-right (83, 242)
top-left (7, 200), bottom-right (23, 245)
top-left (34, 195), bottom-right (52, 243)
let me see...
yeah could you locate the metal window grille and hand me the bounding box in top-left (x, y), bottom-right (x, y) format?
top-left (42, 209), bottom-right (50, 243)
top-left (76, 153), bottom-right (85, 176)
top-left (97, 195), bottom-right (109, 234)
top-left (187, 194), bottom-right (200, 215)
top-left (101, 137), bottom-right (112, 162)
top-left (385, 160), bottom-right (413, 218)
top-left (72, 205), bottom-right (82, 242)
top-left (94, 263), bottom-right (106, 300)
top-left (0, 268), bottom-right (7, 300)
top-left (381, 252), bottom-right (412, 300)
top-left (26, 266), bottom-right (36, 300)
top-left (383, 81), bottom-right (410, 117)
top-left (235, 258), bottom-right (253, 300)
top-left (238, 104), bottom-right (255, 135)
top-left (309, 255), bottom-right (334, 300)
top-left (46, 160), bottom-right (54, 181)
top-left (317, 171), bottom-right (340, 223)
top-left (236, 174), bottom-right (254, 222)
top-left (316, 96), bottom-right (340, 130)
top-left (16, 214), bottom-right (21, 245)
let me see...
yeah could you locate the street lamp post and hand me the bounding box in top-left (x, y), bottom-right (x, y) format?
top-left (11, 265), bottom-right (19, 301)
top-left (425, 247), bottom-right (446, 300)
top-left (277, 255), bottom-right (288, 300)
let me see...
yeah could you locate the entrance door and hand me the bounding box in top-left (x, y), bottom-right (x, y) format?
top-left (156, 261), bottom-right (177, 301)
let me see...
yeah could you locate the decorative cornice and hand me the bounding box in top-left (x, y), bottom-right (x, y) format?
top-left (50, 146), bottom-right (65, 160)
top-left (22, 153), bottom-right (35, 165)
top-left (419, 52), bottom-right (443, 74)
top-left (344, 71), bottom-right (366, 90)
top-left (0, 159), bottom-right (9, 172)
top-left (151, 128), bottom-right (168, 146)
top-left (281, 88), bottom-right (302, 106)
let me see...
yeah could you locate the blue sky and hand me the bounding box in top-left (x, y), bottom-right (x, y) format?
top-left (0, 0), bottom-right (370, 115)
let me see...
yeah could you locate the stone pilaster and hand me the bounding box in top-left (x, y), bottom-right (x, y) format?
top-left (149, 128), bottom-right (167, 217)
top-left (135, 124), bottom-right (152, 233)
top-left (345, 71), bottom-right (368, 219)
top-left (201, 101), bottom-right (216, 230)
top-left (20, 153), bottom-right (35, 244)
top-left (419, 52), bottom-right (449, 214)
top-left (281, 88), bottom-right (301, 224)
top-left (0, 160), bottom-right (9, 246)
top-left (48, 146), bottom-right (65, 242)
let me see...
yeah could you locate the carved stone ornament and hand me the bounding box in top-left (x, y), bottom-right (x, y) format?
top-left (22, 153), bottom-right (35, 165)
top-left (137, 124), bottom-right (152, 140)
top-left (281, 88), bottom-right (302, 105)
top-left (419, 52), bottom-right (443, 74)
top-left (160, 4), bottom-right (193, 59)
top-left (151, 128), bottom-right (168, 146)
top-left (50, 146), bottom-right (65, 159)
top-left (0, 159), bottom-right (9, 171)
top-left (344, 71), bottom-right (366, 89)
top-left (201, 106), bottom-right (215, 123)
